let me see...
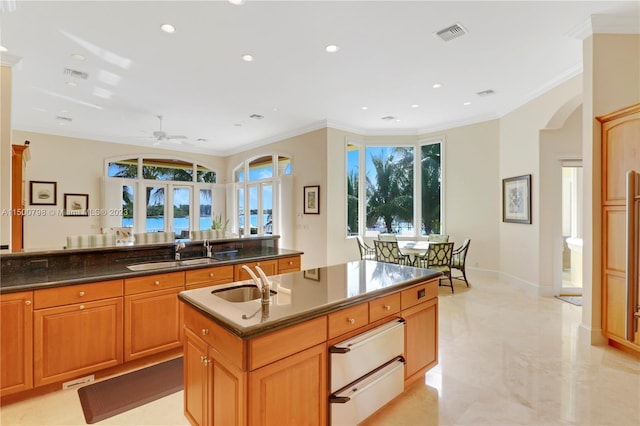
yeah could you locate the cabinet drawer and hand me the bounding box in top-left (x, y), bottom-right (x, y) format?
top-left (278, 256), bottom-right (300, 273)
top-left (183, 304), bottom-right (244, 369)
top-left (328, 303), bottom-right (369, 340)
top-left (185, 265), bottom-right (234, 286)
top-left (234, 260), bottom-right (277, 281)
top-left (125, 272), bottom-right (184, 295)
top-left (369, 293), bottom-right (401, 323)
top-left (34, 280), bottom-right (123, 309)
top-left (249, 316), bottom-right (327, 370)
top-left (400, 280), bottom-right (437, 310)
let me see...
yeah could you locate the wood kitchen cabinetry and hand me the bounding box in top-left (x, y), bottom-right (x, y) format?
top-left (277, 256), bottom-right (301, 274)
top-left (233, 255), bottom-right (301, 281)
top-left (598, 103), bottom-right (640, 355)
top-left (185, 265), bottom-right (234, 290)
top-left (124, 272), bottom-right (185, 361)
top-left (0, 291), bottom-right (33, 397)
top-left (33, 280), bottom-right (123, 387)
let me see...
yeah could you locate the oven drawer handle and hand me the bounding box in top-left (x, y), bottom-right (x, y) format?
top-left (329, 318), bottom-right (405, 354)
top-left (329, 396), bottom-right (351, 404)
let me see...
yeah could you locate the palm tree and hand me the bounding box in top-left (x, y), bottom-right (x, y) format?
top-left (421, 144), bottom-right (441, 234)
top-left (347, 170), bottom-right (359, 235)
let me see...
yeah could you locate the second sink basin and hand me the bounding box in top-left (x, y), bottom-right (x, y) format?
top-left (126, 257), bottom-right (218, 271)
top-left (211, 285), bottom-right (276, 303)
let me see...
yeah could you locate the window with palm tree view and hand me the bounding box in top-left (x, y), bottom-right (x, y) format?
top-left (347, 141), bottom-right (442, 237)
top-left (107, 157), bottom-right (217, 238)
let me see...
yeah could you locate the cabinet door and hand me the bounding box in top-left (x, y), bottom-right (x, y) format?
top-left (277, 256), bottom-right (301, 274)
top-left (1, 291), bottom-right (33, 396)
top-left (34, 298), bottom-right (123, 387)
top-left (124, 287), bottom-right (183, 361)
top-left (402, 298), bottom-right (437, 386)
top-left (248, 343), bottom-right (326, 426)
top-left (184, 327), bottom-right (211, 426)
top-left (209, 346), bottom-right (247, 426)
top-left (234, 260), bottom-right (277, 281)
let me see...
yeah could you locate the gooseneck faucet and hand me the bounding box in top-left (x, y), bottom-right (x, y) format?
top-left (241, 265), bottom-right (270, 305)
top-left (175, 242), bottom-right (185, 260)
top-left (203, 239), bottom-right (212, 257)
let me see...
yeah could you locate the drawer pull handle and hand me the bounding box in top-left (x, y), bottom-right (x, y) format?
top-left (348, 318), bottom-right (356, 325)
top-left (209, 273), bottom-right (214, 277)
top-left (79, 305), bottom-right (85, 310)
top-left (203, 358), bottom-right (211, 366)
top-left (201, 328), bottom-right (209, 336)
top-left (154, 280), bottom-right (160, 285)
top-left (25, 300), bottom-right (31, 306)
top-left (289, 261), bottom-right (293, 265)
top-left (79, 291), bottom-right (85, 297)
top-left (384, 305), bottom-right (391, 311)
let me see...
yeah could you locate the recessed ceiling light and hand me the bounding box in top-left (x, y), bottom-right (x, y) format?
top-left (242, 54), bottom-right (254, 62)
top-left (325, 44), bottom-right (340, 53)
top-left (361, 106), bottom-right (369, 111)
top-left (411, 104), bottom-right (420, 108)
top-left (463, 101), bottom-right (472, 106)
top-left (272, 107), bottom-right (279, 112)
top-left (228, 0), bottom-right (245, 5)
top-left (70, 53), bottom-right (86, 61)
top-left (66, 81), bottom-right (77, 87)
top-left (160, 23), bottom-right (176, 34)
top-left (0, 46), bottom-right (8, 52)
top-left (432, 83), bottom-right (442, 89)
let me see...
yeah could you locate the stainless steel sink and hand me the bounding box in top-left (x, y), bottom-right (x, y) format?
top-left (126, 257), bottom-right (218, 271)
top-left (211, 285), bottom-right (276, 303)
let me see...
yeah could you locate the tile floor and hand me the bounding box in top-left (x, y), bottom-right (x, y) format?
top-left (1, 273), bottom-right (639, 426)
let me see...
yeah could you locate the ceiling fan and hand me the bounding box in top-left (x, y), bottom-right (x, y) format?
top-left (148, 115), bottom-right (189, 146)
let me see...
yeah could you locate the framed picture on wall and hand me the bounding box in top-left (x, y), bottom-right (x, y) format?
top-left (304, 185), bottom-right (320, 214)
top-left (64, 193), bottom-right (89, 216)
top-left (502, 174), bottom-right (532, 224)
top-left (29, 181), bottom-right (57, 205)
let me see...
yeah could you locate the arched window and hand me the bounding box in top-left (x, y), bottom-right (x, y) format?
top-left (232, 154), bottom-right (292, 237)
top-left (104, 156), bottom-right (220, 238)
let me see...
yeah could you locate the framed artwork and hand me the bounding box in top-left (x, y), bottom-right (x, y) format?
top-left (304, 185), bottom-right (320, 214)
top-left (303, 268), bottom-right (320, 281)
top-left (29, 181), bottom-right (57, 205)
top-left (64, 193), bottom-right (89, 216)
top-left (502, 174), bottom-right (532, 224)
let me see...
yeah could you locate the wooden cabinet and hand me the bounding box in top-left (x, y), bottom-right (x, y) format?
top-left (185, 265), bottom-right (234, 290)
top-left (234, 259), bottom-right (278, 281)
top-left (248, 343), bottom-right (326, 426)
top-left (401, 298), bottom-right (438, 386)
top-left (124, 272), bottom-right (184, 361)
top-left (33, 282), bottom-right (123, 386)
top-left (277, 256), bottom-right (301, 274)
top-left (0, 291), bottom-right (33, 396)
top-left (598, 103), bottom-right (640, 355)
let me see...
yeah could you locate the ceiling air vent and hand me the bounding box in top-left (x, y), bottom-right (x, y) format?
top-left (476, 89), bottom-right (496, 97)
top-left (56, 116), bottom-right (72, 122)
top-left (63, 68), bottom-right (89, 79)
top-left (381, 115), bottom-right (397, 121)
top-left (435, 23), bottom-right (468, 42)
top-left (249, 114), bottom-right (264, 120)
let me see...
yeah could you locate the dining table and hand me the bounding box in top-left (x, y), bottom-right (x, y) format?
top-left (397, 240), bottom-right (431, 266)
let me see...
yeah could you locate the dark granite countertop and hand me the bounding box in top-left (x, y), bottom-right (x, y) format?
top-left (179, 260), bottom-right (441, 339)
top-left (0, 248), bottom-right (303, 293)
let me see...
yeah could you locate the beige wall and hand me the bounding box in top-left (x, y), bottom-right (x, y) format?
top-left (14, 130), bottom-right (224, 250)
top-left (582, 33), bottom-right (640, 343)
top-left (499, 75), bottom-right (583, 292)
top-left (1, 66), bottom-right (12, 249)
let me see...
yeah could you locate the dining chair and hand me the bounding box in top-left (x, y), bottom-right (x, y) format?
top-left (378, 233), bottom-right (398, 241)
top-left (451, 238), bottom-right (471, 286)
top-left (427, 234), bottom-right (449, 242)
top-left (355, 236), bottom-right (376, 260)
top-left (418, 242), bottom-right (455, 292)
top-left (373, 240), bottom-right (410, 265)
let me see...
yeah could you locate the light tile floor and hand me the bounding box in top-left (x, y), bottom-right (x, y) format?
top-left (1, 274), bottom-right (639, 426)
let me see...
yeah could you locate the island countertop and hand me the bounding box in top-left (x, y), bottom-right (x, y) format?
top-left (178, 260), bottom-right (441, 339)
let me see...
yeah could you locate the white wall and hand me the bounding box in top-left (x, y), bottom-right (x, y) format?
top-left (15, 130), bottom-right (224, 250)
top-left (1, 66), bottom-right (12, 249)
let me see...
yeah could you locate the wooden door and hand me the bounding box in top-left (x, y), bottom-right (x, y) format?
top-left (33, 298), bottom-right (123, 386)
top-left (598, 102), bottom-right (640, 354)
top-left (0, 291), bottom-right (33, 396)
top-left (124, 287), bottom-right (183, 361)
top-left (401, 298), bottom-right (438, 386)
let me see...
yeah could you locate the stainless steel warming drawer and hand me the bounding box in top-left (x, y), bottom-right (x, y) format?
top-left (329, 318), bottom-right (405, 425)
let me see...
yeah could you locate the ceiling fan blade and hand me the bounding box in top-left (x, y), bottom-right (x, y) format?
top-left (167, 135), bottom-right (188, 140)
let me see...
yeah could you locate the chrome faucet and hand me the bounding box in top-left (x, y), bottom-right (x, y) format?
top-left (175, 242), bottom-right (185, 260)
top-left (203, 239), bottom-right (212, 257)
top-left (241, 265), bottom-right (271, 305)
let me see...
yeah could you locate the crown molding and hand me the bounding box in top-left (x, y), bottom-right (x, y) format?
top-left (567, 14), bottom-right (640, 40)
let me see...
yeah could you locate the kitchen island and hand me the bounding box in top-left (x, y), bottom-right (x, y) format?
top-left (179, 260), bottom-right (441, 426)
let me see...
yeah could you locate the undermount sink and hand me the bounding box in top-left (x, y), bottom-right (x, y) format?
top-left (126, 257), bottom-right (218, 271)
top-left (211, 284), bottom-right (276, 303)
